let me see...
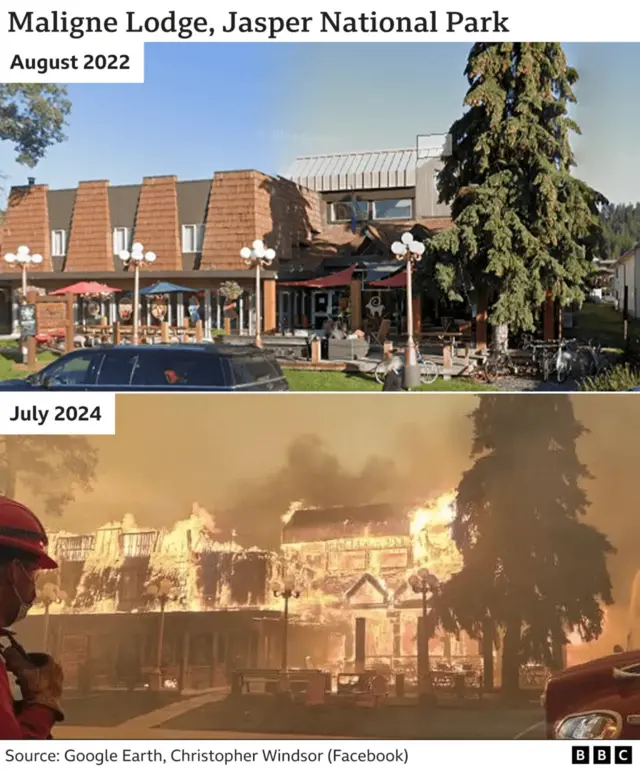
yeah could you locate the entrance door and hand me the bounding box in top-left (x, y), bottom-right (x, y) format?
top-left (278, 291), bottom-right (292, 332)
top-left (312, 291), bottom-right (333, 329)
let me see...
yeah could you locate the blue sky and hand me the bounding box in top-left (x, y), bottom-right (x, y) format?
top-left (1, 42), bottom-right (639, 203)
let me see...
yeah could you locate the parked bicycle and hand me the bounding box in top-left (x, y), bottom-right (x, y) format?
top-left (473, 346), bottom-right (520, 383)
top-left (373, 346), bottom-right (439, 386)
top-left (576, 338), bottom-right (607, 377)
top-left (539, 338), bottom-right (580, 383)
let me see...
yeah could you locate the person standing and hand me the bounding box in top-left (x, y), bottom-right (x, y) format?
top-left (0, 498), bottom-right (64, 738)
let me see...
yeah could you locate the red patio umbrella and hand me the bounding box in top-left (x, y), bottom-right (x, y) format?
top-left (50, 281), bottom-right (122, 295)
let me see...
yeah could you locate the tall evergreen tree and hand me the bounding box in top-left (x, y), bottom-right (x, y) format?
top-left (439, 396), bottom-right (614, 694)
top-left (426, 44), bottom-right (606, 336)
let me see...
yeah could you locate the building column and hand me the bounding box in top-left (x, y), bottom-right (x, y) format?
top-left (179, 629), bottom-right (190, 693)
top-left (264, 278), bottom-right (276, 334)
top-left (350, 279), bottom-right (362, 330)
top-left (216, 294), bottom-right (222, 329)
top-left (412, 295), bottom-right (422, 337)
top-left (355, 617), bottom-right (366, 672)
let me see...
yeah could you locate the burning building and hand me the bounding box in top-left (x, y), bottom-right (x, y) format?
top-left (19, 506), bottom-right (283, 690)
top-left (17, 495), bottom-right (481, 690)
top-left (280, 495), bottom-right (479, 672)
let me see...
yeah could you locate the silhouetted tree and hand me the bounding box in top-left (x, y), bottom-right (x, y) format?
top-left (442, 396), bottom-right (614, 694)
top-left (0, 436), bottom-right (98, 515)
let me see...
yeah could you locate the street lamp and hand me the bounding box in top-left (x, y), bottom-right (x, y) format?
top-left (272, 578), bottom-right (300, 673)
top-left (240, 240), bottom-right (276, 348)
top-left (146, 578), bottom-right (175, 691)
top-left (391, 233), bottom-right (426, 388)
top-left (408, 568), bottom-right (440, 700)
top-left (37, 582), bottom-right (68, 652)
top-left (118, 242), bottom-right (157, 344)
top-left (3, 245), bottom-right (43, 363)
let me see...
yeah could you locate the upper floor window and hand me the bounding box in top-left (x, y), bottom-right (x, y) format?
top-left (372, 199), bottom-right (413, 220)
top-left (330, 198), bottom-right (414, 223)
top-left (330, 200), bottom-right (369, 224)
top-left (113, 227), bottom-right (132, 255)
top-left (182, 224), bottom-right (204, 253)
top-left (51, 229), bottom-right (66, 257)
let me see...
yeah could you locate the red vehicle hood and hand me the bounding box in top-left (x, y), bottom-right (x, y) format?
top-left (545, 650), bottom-right (640, 727)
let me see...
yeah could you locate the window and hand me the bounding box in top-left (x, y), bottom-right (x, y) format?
top-left (372, 199), bottom-right (413, 220)
top-left (228, 354), bottom-right (282, 386)
top-left (95, 352), bottom-right (139, 386)
top-left (113, 227), bottom-right (132, 255)
top-left (182, 224), bottom-right (204, 253)
top-left (40, 351), bottom-right (100, 386)
top-left (51, 230), bottom-right (66, 257)
top-left (133, 350), bottom-right (228, 388)
top-left (330, 200), bottom-right (369, 223)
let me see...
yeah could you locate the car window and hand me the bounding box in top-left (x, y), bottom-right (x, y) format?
top-left (41, 352), bottom-right (101, 386)
top-left (95, 352), bottom-right (139, 386)
top-left (132, 350), bottom-right (228, 388)
top-left (229, 354), bottom-right (282, 385)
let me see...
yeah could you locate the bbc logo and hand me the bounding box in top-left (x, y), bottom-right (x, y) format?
top-left (572, 746), bottom-right (633, 765)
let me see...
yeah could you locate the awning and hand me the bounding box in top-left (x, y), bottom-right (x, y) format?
top-left (279, 264), bottom-right (356, 288)
top-left (369, 269), bottom-right (407, 289)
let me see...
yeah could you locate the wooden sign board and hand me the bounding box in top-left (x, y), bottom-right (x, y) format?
top-left (35, 296), bottom-right (69, 331)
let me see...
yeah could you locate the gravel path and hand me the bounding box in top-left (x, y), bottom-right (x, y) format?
top-left (493, 375), bottom-right (580, 392)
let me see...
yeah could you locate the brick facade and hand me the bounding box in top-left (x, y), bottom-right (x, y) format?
top-left (132, 176), bottom-right (182, 270)
top-left (66, 181), bottom-right (113, 272)
top-left (0, 184), bottom-right (52, 272)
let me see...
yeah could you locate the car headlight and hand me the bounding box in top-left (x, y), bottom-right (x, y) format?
top-left (555, 712), bottom-right (622, 739)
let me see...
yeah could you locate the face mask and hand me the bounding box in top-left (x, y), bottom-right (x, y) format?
top-left (11, 562), bottom-right (35, 624)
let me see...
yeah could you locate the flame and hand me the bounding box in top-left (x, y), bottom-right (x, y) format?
top-left (44, 496), bottom-right (474, 664)
top-left (408, 492), bottom-right (462, 581)
top-left (281, 501), bottom-right (307, 526)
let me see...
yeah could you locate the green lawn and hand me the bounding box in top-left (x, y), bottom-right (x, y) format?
top-left (0, 350), bottom-right (56, 381)
top-left (574, 302), bottom-right (638, 351)
top-left (284, 368), bottom-right (497, 392)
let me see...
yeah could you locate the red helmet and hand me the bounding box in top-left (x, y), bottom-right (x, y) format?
top-left (0, 497), bottom-right (57, 570)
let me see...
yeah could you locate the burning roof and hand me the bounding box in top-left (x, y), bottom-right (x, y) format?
top-left (282, 503), bottom-right (411, 543)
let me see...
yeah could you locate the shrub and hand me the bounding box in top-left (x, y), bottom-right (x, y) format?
top-left (580, 363), bottom-right (640, 391)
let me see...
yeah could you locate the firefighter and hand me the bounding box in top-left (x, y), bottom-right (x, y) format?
top-left (0, 497), bottom-right (64, 738)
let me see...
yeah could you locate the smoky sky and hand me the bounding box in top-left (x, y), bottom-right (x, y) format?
top-left (11, 393), bottom-right (640, 651)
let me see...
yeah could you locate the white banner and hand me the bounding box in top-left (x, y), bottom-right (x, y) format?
top-left (0, 740), bottom-right (636, 765)
top-left (0, 393), bottom-right (115, 435)
top-left (2, 0), bottom-right (640, 83)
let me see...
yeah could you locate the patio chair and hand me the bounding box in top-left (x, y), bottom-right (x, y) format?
top-left (370, 319), bottom-right (391, 346)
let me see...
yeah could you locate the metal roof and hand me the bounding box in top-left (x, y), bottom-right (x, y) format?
top-left (285, 148), bottom-right (417, 192)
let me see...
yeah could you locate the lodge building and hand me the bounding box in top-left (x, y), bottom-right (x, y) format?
top-left (16, 501), bottom-right (479, 691)
top-left (0, 137), bottom-right (467, 342)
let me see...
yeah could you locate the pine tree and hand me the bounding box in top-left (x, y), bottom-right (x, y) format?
top-left (426, 44), bottom-right (607, 335)
top-left (439, 396), bottom-right (614, 694)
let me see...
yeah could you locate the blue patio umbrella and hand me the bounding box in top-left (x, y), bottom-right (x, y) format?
top-left (139, 281), bottom-right (198, 295)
